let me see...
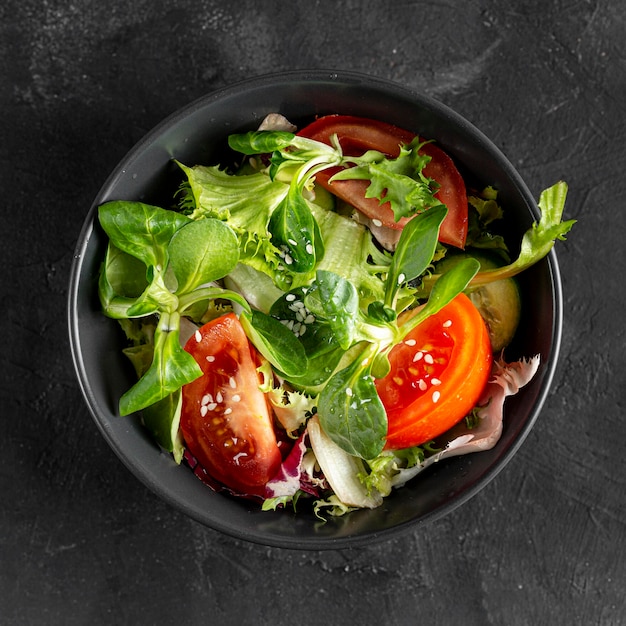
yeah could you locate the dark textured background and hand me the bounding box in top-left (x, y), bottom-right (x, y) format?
top-left (2, 1), bottom-right (625, 624)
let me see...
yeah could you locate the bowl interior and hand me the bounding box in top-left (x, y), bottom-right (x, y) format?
top-left (69, 70), bottom-right (562, 549)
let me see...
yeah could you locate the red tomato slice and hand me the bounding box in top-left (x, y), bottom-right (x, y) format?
top-left (298, 115), bottom-right (468, 248)
top-left (375, 294), bottom-right (492, 449)
top-left (180, 313), bottom-right (281, 496)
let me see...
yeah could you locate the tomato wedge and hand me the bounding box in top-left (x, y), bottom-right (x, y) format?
top-left (298, 115), bottom-right (468, 248)
top-left (180, 313), bottom-right (281, 496)
top-left (375, 294), bottom-right (492, 449)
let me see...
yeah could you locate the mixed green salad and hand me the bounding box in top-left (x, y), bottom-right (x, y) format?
top-left (97, 113), bottom-right (574, 515)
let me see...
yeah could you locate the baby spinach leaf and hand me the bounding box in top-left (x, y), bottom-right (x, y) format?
top-left (141, 389), bottom-right (184, 463)
top-left (98, 201), bottom-right (191, 270)
top-left (318, 349), bottom-right (387, 460)
top-left (228, 130), bottom-right (295, 155)
top-left (240, 309), bottom-right (307, 377)
top-left (313, 270), bottom-right (359, 350)
top-left (268, 181), bottom-right (319, 273)
top-left (168, 218), bottom-right (239, 294)
top-left (119, 311), bottom-right (202, 416)
top-left (385, 204), bottom-right (447, 306)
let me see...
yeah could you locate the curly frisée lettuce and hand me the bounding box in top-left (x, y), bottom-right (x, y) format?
top-left (97, 113), bottom-right (574, 516)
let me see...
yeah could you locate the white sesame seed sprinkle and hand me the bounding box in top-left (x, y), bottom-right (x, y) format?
top-left (206, 355), bottom-right (215, 362)
top-left (443, 319), bottom-right (452, 327)
top-left (233, 452), bottom-right (247, 465)
top-left (195, 330), bottom-right (202, 342)
top-left (372, 218), bottom-right (383, 227)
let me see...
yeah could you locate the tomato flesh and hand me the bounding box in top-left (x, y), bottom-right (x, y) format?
top-left (298, 115), bottom-right (468, 248)
top-left (180, 313), bottom-right (281, 495)
top-left (376, 294), bottom-right (493, 449)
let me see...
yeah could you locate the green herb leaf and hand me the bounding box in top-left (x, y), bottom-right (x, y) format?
top-left (312, 270), bottom-right (359, 350)
top-left (385, 204), bottom-right (447, 306)
top-left (168, 218), bottom-right (239, 294)
top-left (318, 349), bottom-right (387, 459)
top-left (239, 309), bottom-right (308, 377)
top-left (140, 389), bottom-right (184, 463)
top-left (331, 139), bottom-right (441, 221)
top-left (267, 181), bottom-right (320, 273)
top-left (470, 181), bottom-right (575, 287)
top-left (228, 131), bottom-right (295, 155)
top-left (119, 311), bottom-right (202, 416)
top-left (98, 201), bottom-right (191, 270)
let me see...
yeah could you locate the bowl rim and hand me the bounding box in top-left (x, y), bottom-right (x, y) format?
top-left (68, 69), bottom-right (563, 549)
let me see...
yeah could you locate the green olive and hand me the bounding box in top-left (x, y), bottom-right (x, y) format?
top-left (435, 251), bottom-right (521, 352)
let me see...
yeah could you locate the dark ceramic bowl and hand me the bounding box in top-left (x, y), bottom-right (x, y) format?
top-left (68, 70), bottom-right (562, 549)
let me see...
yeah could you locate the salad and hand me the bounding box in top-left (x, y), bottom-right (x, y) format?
top-left (97, 113), bottom-right (574, 516)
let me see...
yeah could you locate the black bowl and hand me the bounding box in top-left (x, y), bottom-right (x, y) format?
top-left (68, 70), bottom-right (562, 549)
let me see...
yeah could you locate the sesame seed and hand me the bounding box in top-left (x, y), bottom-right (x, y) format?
top-left (224, 407), bottom-right (233, 415)
top-left (418, 379), bottom-right (427, 391)
top-left (405, 339), bottom-right (416, 346)
top-left (195, 330), bottom-right (202, 342)
top-left (432, 390), bottom-right (441, 403)
top-left (206, 355), bottom-right (215, 362)
top-left (431, 378), bottom-right (441, 386)
top-left (443, 319), bottom-right (452, 327)
top-left (413, 351), bottom-right (423, 362)
top-left (424, 353), bottom-right (434, 364)
top-left (372, 218), bottom-right (383, 227)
